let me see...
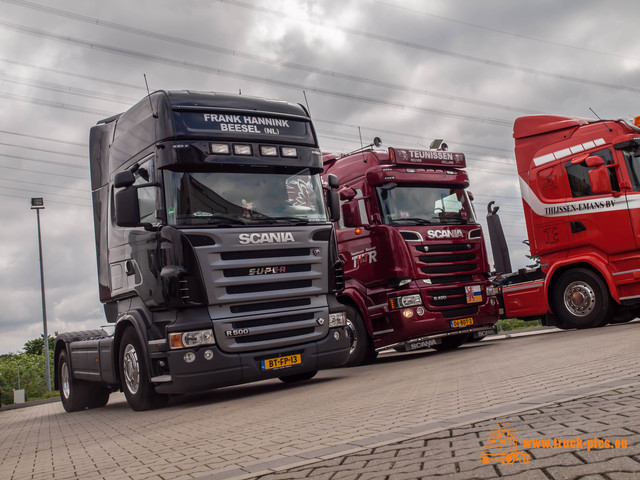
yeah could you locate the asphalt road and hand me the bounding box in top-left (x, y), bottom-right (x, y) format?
top-left (1, 322), bottom-right (639, 480)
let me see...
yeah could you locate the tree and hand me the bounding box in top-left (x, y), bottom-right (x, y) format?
top-left (23, 333), bottom-right (56, 356)
top-left (525, 254), bottom-right (540, 269)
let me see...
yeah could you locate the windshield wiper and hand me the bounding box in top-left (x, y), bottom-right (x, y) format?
top-left (178, 213), bottom-right (247, 226)
top-left (250, 216), bottom-right (310, 225)
top-left (434, 213), bottom-right (469, 224)
top-left (390, 217), bottom-right (432, 225)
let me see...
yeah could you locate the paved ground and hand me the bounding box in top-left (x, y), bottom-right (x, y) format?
top-left (253, 382), bottom-right (640, 480)
top-left (0, 322), bottom-right (639, 480)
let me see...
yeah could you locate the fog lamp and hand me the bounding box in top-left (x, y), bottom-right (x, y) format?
top-left (402, 308), bottom-right (414, 319)
top-left (329, 312), bottom-right (347, 327)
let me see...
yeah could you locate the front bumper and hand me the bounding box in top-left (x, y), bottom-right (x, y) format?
top-left (155, 327), bottom-right (349, 394)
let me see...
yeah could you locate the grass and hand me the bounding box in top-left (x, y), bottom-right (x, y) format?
top-left (497, 318), bottom-right (543, 332)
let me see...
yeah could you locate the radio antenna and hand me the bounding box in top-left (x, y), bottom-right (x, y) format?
top-left (358, 127), bottom-right (367, 163)
top-left (143, 74), bottom-right (157, 118)
top-left (589, 107), bottom-right (612, 132)
top-left (302, 90), bottom-right (311, 114)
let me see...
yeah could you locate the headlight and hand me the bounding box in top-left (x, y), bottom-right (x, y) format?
top-left (389, 294), bottom-right (423, 309)
top-left (169, 329), bottom-right (216, 349)
top-left (329, 312), bottom-right (347, 327)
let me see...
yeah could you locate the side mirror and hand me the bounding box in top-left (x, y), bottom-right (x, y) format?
top-left (339, 187), bottom-right (357, 201)
top-left (114, 170), bottom-right (135, 188)
top-left (588, 166), bottom-right (612, 195)
top-left (115, 187), bottom-right (141, 227)
top-left (326, 189), bottom-right (340, 222)
top-left (327, 173), bottom-right (339, 189)
top-left (585, 156), bottom-right (605, 168)
top-left (341, 201), bottom-right (361, 228)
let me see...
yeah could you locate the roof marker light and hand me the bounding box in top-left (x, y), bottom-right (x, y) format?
top-left (211, 143), bottom-right (230, 154)
top-left (281, 147), bottom-right (298, 157)
top-left (260, 146), bottom-right (278, 156)
top-left (234, 145), bottom-right (252, 155)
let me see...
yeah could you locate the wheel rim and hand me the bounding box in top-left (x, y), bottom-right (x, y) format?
top-left (563, 281), bottom-right (596, 317)
top-left (123, 344), bottom-right (140, 394)
top-left (61, 361), bottom-right (70, 399)
top-left (345, 318), bottom-right (358, 355)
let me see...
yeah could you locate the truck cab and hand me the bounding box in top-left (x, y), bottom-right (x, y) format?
top-left (494, 114), bottom-right (640, 328)
top-left (54, 91), bottom-right (350, 411)
top-left (324, 143), bottom-right (499, 365)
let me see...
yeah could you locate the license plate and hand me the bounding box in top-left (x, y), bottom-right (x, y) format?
top-left (261, 354), bottom-right (302, 371)
top-left (450, 317), bottom-right (474, 328)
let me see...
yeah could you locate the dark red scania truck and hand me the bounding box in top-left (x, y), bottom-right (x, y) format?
top-left (323, 141), bottom-right (499, 366)
top-left (54, 91), bottom-right (350, 411)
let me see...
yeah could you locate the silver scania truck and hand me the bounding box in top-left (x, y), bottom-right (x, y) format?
top-left (54, 90), bottom-right (350, 411)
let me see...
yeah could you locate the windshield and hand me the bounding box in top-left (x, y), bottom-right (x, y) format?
top-left (164, 168), bottom-right (328, 226)
top-left (376, 185), bottom-right (476, 225)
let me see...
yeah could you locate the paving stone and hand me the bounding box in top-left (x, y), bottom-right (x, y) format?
top-left (3, 326), bottom-right (640, 480)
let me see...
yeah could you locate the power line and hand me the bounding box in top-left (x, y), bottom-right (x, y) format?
top-left (0, 58), bottom-right (145, 94)
top-left (0, 191), bottom-right (90, 207)
top-left (0, 91), bottom-right (112, 117)
top-left (0, 184), bottom-right (88, 200)
top-left (0, 141), bottom-right (85, 159)
top-left (0, 72), bottom-right (140, 104)
top-left (0, 163), bottom-right (88, 180)
top-left (0, 23), bottom-right (514, 126)
top-left (375, 0), bottom-right (640, 62)
top-left (0, 0), bottom-right (539, 115)
top-left (0, 128), bottom-right (87, 148)
top-left (0, 152), bottom-right (89, 169)
top-left (218, 0), bottom-right (640, 94)
top-left (0, 176), bottom-right (88, 192)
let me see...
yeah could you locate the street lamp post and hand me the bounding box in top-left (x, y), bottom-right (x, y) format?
top-left (30, 197), bottom-right (51, 392)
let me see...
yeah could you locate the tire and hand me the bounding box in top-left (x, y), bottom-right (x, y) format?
top-left (343, 305), bottom-right (376, 367)
top-left (432, 334), bottom-right (467, 352)
top-left (552, 268), bottom-right (612, 329)
top-left (279, 370), bottom-right (318, 383)
top-left (119, 327), bottom-right (165, 411)
top-left (58, 350), bottom-right (91, 412)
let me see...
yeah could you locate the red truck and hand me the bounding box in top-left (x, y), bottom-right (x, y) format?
top-left (489, 114), bottom-right (640, 329)
top-left (323, 140), bottom-right (499, 366)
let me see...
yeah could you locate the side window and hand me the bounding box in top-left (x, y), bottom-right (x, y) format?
top-left (624, 151), bottom-right (640, 192)
top-left (565, 149), bottom-right (618, 198)
top-left (357, 189), bottom-right (368, 225)
top-left (133, 158), bottom-right (157, 223)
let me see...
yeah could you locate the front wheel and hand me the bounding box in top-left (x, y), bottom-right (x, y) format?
top-left (552, 268), bottom-right (612, 329)
top-left (119, 327), bottom-right (166, 411)
top-left (344, 305), bottom-right (377, 367)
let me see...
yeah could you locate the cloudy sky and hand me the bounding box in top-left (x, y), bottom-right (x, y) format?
top-left (1, 0), bottom-right (639, 354)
